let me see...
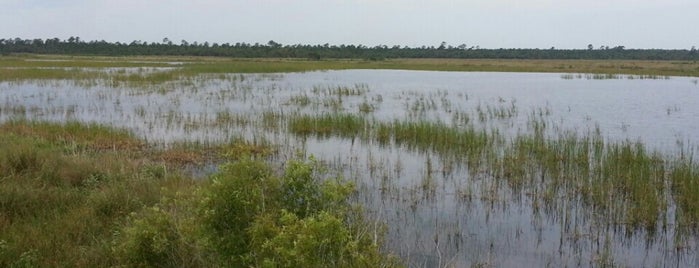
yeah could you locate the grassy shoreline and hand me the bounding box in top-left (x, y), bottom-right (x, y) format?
top-left (2, 55), bottom-right (699, 78)
top-left (0, 120), bottom-right (398, 267)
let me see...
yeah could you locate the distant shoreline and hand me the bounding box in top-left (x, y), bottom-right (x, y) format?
top-left (2, 55), bottom-right (699, 78)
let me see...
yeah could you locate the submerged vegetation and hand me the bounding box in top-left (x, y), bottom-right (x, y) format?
top-left (286, 112), bottom-right (699, 236)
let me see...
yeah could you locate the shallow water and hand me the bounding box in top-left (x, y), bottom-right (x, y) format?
top-left (2, 69), bottom-right (698, 267)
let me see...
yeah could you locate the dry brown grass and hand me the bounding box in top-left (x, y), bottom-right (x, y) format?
top-left (158, 148), bottom-right (208, 166)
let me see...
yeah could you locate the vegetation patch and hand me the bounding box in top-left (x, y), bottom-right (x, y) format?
top-left (287, 113), bottom-right (699, 236)
top-left (0, 121), bottom-right (399, 267)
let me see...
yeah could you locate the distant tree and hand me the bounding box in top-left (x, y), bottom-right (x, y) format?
top-left (3, 36), bottom-right (698, 60)
top-left (267, 40), bottom-right (281, 48)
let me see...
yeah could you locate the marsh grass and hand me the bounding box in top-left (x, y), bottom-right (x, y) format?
top-left (287, 112), bottom-right (699, 238)
top-left (0, 121), bottom-right (197, 267)
top-left (0, 120), bottom-right (144, 151)
top-left (0, 120), bottom-right (395, 267)
top-left (4, 56), bottom-right (699, 85)
top-left (287, 93), bottom-right (312, 107)
top-left (289, 113), bottom-right (368, 139)
top-left (289, 114), bottom-right (494, 162)
top-left (311, 84), bottom-right (369, 97)
top-left (670, 154), bottom-right (699, 232)
top-left (359, 99), bottom-right (376, 113)
top-left (561, 73), bottom-right (672, 80)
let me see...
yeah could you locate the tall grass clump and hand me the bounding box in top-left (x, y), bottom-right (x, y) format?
top-left (288, 113), bottom-right (368, 138)
top-left (387, 120), bottom-right (494, 162)
top-left (592, 142), bottom-right (666, 231)
top-left (288, 113), bottom-right (495, 165)
top-left (670, 155), bottom-right (699, 231)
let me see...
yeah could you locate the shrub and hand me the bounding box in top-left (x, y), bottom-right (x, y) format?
top-left (199, 157), bottom-right (399, 267)
top-left (113, 206), bottom-right (189, 267)
top-left (200, 158), bottom-right (277, 266)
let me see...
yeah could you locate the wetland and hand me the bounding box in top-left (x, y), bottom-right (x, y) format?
top-left (1, 56), bottom-right (699, 267)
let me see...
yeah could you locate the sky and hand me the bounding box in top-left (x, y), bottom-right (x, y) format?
top-left (1, 0), bottom-right (698, 49)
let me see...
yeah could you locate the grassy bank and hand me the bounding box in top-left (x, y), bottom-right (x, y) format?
top-left (0, 120), bottom-right (399, 267)
top-left (2, 55), bottom-right (699, 82)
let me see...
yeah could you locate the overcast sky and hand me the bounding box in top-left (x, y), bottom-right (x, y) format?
top-left (2, 0), bottom-right (697, 49)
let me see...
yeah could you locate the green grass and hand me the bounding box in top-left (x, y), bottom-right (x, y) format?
top-left (0, 120), bottom-right (399, 267)
top-left (289, 113), bottom-right (368, 138)
top-left (0, 121), bottom-right (176, 267)
top-left (671, 155), bottom-right (699, 231)
top-left (289, 113), bottom-right (495, 163)
top-left (0, 120), bottom-right (144, 151)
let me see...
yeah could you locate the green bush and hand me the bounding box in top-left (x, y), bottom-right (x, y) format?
top-left (199, 157), bottom-right (399, 267)
top-left (113, 206), bottom-right (191, 267)
top-left (248, 210), bottom-right (388, 268)
top-left (200, 158), bottom-right (277, 265)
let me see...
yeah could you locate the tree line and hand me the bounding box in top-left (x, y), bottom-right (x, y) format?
top-left (1, 37), bottom-right (698, 60)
